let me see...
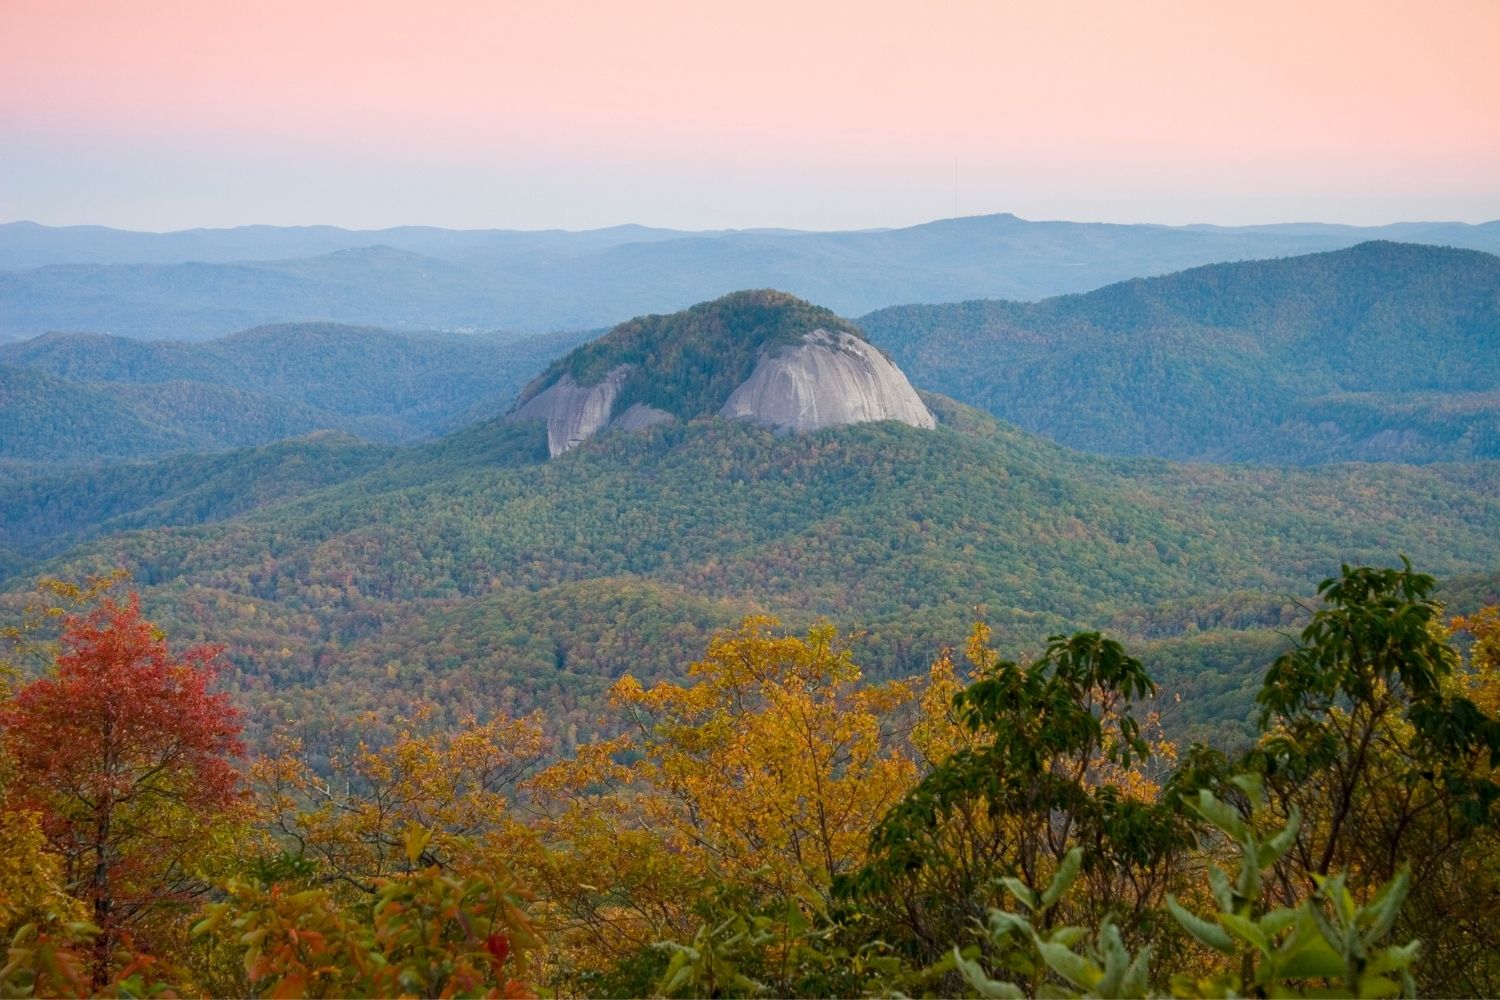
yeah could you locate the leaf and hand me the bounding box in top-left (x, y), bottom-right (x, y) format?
top-left (1041, 847), bottom-right (1083, 909)
top-left (1229, 772), bottom-right (1267, 811)
top-left (1035, 937), bottom-right (1103, 991)
top-left (1275, 935), bottom-right (1345, 980)
top-left (1207, 865), bottom-right (1235, 913)
top-left (1120, 945), bottom-right (1152, 999)
top-left (1219, 911), bottom-right (1271, 955)
top-left (1355, 973), bottom-right (1405, 999)
top-left (987, 909), bottom-right (1033, 940)
top-left (1358, 868), bottom-right (1410, 947)
top-left (1093, 924), bottom-right (1128, 998)
top-left (1259, 907), bottom-right (1297, 937)
top-left (1257, 809), bottom-right (1301, 869)
top-left (1191, 789), bottom-right (1248, 840)
top-left (951, 947), bottom-right (1027, 999)
top-left (999, 877), bottom-right (1039, 911)
top-left (1051, 926), bottom-right (1087, 949)
top-left (1364, 940), bottom-right (1421, 977)
top-left (1166, 896), bottom-right (1234, 954)
top-left (402, 824), bottom-right (434, 868)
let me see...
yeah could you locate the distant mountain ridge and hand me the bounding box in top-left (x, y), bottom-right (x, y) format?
top-left (859, 241), bottom-right (1500, 464)
top-left (4, 214), bottom-right (1499, 340)
top-left (0, 322), bottom-right (593, 462)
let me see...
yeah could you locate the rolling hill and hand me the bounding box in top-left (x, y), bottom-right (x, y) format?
top-left (0, 322), bottom-right (593, 461)
top-left (859, 241), bottom-right (1500, 464)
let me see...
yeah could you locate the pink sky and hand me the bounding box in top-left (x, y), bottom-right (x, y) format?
top-left (2, 0), bottom-right (1497, 230)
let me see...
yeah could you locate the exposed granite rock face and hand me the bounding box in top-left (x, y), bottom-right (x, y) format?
top-left (511, 325), bottom-right (933, 458)
top-left (610, 402), bottom-right (676, 433)
top-left (719, 329), bottom-right (935, 433)
top-left (511, 365), bottom-right (632, 457)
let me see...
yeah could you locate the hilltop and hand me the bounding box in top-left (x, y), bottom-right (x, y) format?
top-left (511, 291), bottom-right (932, 455)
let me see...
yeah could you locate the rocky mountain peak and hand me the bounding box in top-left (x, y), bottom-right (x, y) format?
top-left (510, 291), bottom-right (934, 457)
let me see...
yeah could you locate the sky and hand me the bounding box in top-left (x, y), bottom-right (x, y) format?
top-left (2, 0), bottom-right (1497, 232)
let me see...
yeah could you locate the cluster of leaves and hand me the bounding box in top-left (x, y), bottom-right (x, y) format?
top-left (953, 778), bottom-right (1420, 1000)
top-left (1164, 777), bottom-right (1419, 999)
top-left (193, 830), bottom-right (535, 1000)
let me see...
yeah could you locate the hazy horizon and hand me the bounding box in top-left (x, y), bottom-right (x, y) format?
top-left (4, 0), bottom-right (1497, 233)
top-left (4, 211), bottom-right (1499, 239)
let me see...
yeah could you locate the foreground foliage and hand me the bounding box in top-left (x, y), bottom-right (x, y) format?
top-left (0, 560), bottom-right (1496, 996)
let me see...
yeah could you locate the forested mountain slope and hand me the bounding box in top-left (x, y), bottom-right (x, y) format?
top-left (5, 215), bottom-right (1499, 340)
top-left (0, 323), bottom-right (592, 461)
top-left (6, 397), bottom-right (1496, 753)
top-left (860, 241), bottom-right (1500, 464)
top-left (0, 433), bottom-right (395, 556)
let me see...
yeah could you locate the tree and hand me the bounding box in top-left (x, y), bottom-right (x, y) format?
top-left (1236, 563), bottom-right (1500, 995)
top-left (523, 617), bottom-right (920, 990)
top-left (838, 626), bottom-right (1189, 966)
top-left (252, 707), bottom-right (545, 898)
top-left (0, 593), bottom-right (244, 986)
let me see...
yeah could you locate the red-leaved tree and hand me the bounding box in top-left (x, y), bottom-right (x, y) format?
top-left (1, 594), bottom-right (244, 985)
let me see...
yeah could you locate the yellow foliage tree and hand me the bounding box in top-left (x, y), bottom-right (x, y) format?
top-left (1454, 605), bottom-right (1500, 715)
top-left (252, 706), bottom-right (546, 896)
top-left (523, 617), bottom-right (920, 982)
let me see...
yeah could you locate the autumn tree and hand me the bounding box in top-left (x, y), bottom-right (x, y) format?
top-left (524, 617), bottom-right (920, 992)
top-left (252, 707), bottom-right (546, 898)
top-left (0, 593), bottom-right (244, 986)
top-left (1454, 604), bottom-right (1500, 715)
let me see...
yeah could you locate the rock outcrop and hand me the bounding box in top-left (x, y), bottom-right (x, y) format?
top-left (719, 329), bottom-right (935, 433)
top-left (610, 402), bottom-right (676, 433)
top-left (511, 365), bottom-right (633, 457)
top-left (508, 293), bottom-right (936, 458)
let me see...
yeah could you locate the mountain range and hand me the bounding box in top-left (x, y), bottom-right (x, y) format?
top-left (5, 242), bottom-right (1495, 467)
top-left (3, 291), bottom-right (1497, 757)
top-left (4, 214), bottom-right (1499, 340)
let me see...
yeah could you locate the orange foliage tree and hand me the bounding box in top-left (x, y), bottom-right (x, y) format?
top-left (0, 593), bottom-right (244, 986)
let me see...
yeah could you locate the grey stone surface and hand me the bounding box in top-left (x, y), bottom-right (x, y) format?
top-left (719, 329), bottom-right (935, 434)
top-left (511, 365), bottom-right (632, 457)
top-left (511, 329), bottom-right (933, 458)
top-left (611, 402), bottom-right (676, 433)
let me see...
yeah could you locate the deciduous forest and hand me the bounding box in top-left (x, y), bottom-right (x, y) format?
top-left (1, 563), bottom-right (1496, 997)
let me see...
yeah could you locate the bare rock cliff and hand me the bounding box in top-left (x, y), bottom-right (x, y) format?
top-left (511, 326), bottom-right (932, 458)
top-left (719, 329), bottom-right (935, 433)
top-left (511, 365), bottom-right (633, 457)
